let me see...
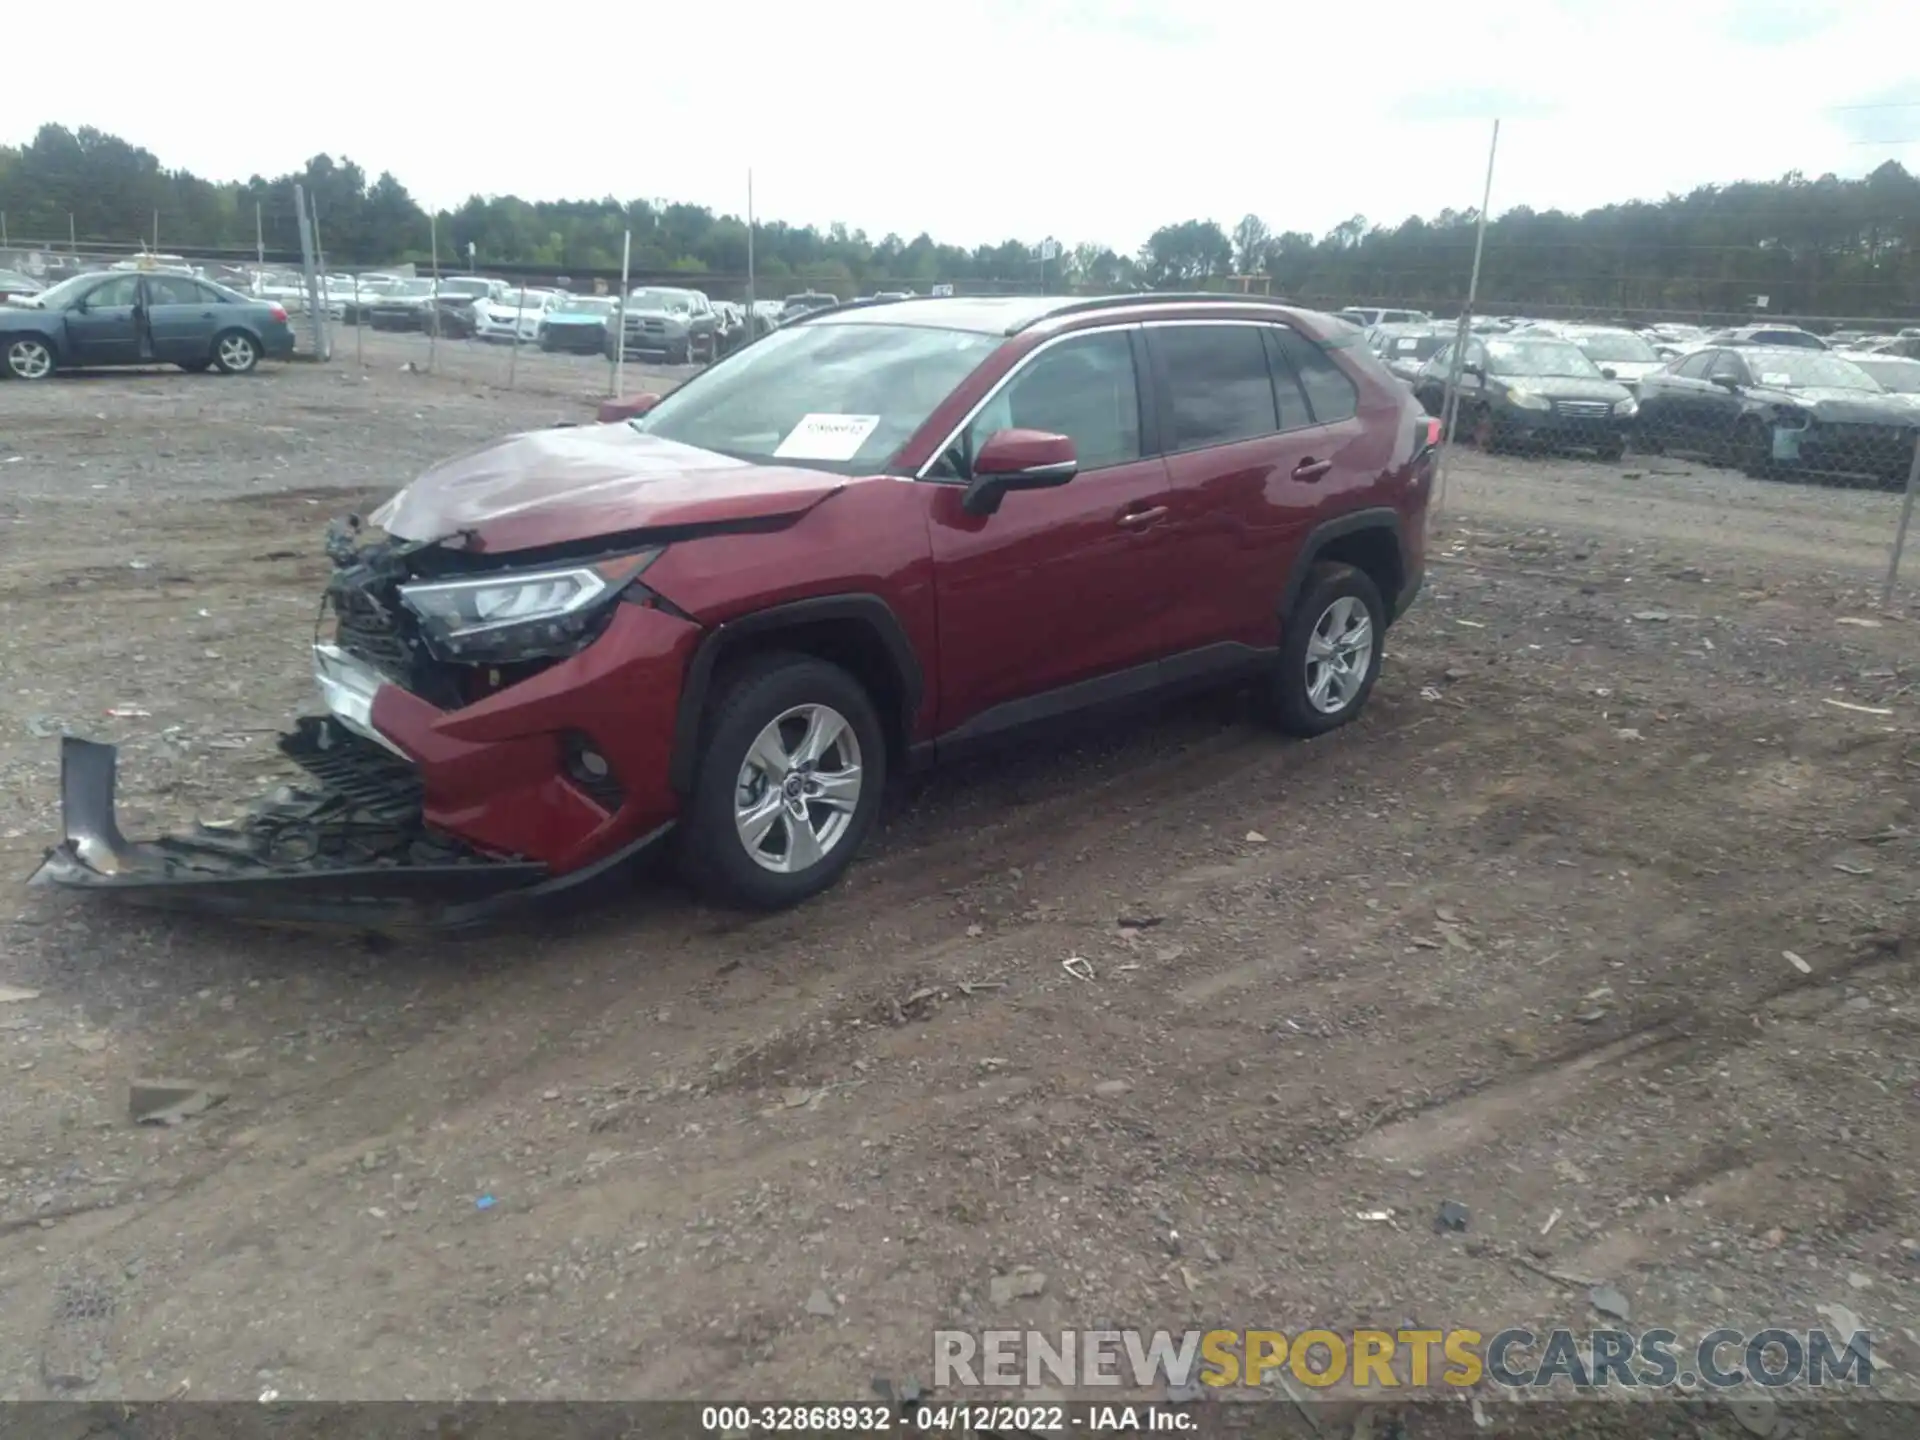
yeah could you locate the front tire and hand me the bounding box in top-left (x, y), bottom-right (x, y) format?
top-left (679, 653), bottom-right (886, 910)
top-left (1596, 438), bottom-right (1626, 462)
top-left (1259, 563), bottom-right (1387, 737)
top-left (212, 330), bottom-right (260, 375)
top-left (5, 336), bottom-right (56, 380)
top-left (668, 338), bottom-right (691, 365)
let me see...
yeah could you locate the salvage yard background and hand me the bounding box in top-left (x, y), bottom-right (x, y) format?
top-left (2, 336), bottom-right (1920, 1406)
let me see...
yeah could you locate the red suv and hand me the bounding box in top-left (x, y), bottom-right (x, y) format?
top-left (34, 295), bottom-right (1435, 923)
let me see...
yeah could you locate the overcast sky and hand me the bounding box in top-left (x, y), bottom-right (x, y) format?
top-left (9, 0), bottom-right (1917, 250)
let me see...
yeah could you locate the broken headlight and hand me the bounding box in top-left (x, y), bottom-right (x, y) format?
top-left (398, 549), bottom-right (662, 664)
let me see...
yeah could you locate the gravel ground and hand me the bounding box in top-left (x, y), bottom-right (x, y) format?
top-left (2, 341), bottom-right (1919, 1423)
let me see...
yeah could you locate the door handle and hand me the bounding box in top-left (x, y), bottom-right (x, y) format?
top-left (1117, 505), bottom-right (1169, 528)
top-left (1292, 458), bottom-right (1334, 482)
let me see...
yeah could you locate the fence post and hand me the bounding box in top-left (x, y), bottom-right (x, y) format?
top-left (292, 185), bottom-right (326, 361)
top-left (428, 215), bottom-right (441, 374)
top-left (612, 230), bottom-right (632, 399)
top-left (355, 267), bottom-right (365, 370)
top-left (1432, 118), bottom-right (1500, 520)
top-left (1882, 439), bottom-right (1920, 609)
top-left (507, 284), bottom-right (528, 389)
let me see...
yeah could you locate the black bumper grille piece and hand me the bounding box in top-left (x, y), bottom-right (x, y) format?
top-left (280, 716), bottom-right (421, 824)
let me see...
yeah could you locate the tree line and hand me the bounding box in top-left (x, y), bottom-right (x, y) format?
top-left (2, 124), bottom-right (1916, 318)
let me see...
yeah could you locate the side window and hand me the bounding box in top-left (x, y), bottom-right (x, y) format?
top-left (84, 275), bottom-right (141, 308)
top-left (1674, 351), bottom-right (1713, 379)
top-left (193, 281), bottom-right (228, 304)
top-left (1155, 324), bottom-right (1279, 451)
top-left (961, 329), bottom-right (1141, 473)
top-left (1707, 351), bottom-right (1746, 382)
top-left (145, 276), bottom-right (202, 306)
top-left (1268, 326), bottom-right (1359, 425)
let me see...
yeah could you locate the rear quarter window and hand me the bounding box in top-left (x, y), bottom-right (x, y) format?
top-left (1271, 326), bottom-right (1364, 424)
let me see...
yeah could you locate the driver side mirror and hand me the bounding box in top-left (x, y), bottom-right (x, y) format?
top-left (598, 392), bottom-right (662, 423)
top-left (1601, 367), bottom-right (1618, 380)
top-left (1709, 374), bottom-right (1742, 392)
top-left (961, 429), bottom-right (1078, 516)
top-left (1462, 362), bottom-right (1485, 381)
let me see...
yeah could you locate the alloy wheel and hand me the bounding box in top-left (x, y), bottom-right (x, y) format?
top-left (217, 334), bottom-right (258, 373)
top-left (7, 339), bottom-right (53, 380)
top-left (1305, 595), bottom-right (1374, 715)
top-left (733, 703), bottom-right (863, 874)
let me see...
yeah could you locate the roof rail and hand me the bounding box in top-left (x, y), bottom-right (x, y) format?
top-left (1004, 290), bottom-right (1299, 334)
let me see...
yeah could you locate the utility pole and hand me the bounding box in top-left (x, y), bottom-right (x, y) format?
top-left (745, 169), bottom-right (756, 336)
top-left (293, 184), bottom-right (327, 360)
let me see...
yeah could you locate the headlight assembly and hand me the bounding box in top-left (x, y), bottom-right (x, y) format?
top-left (399, 549), bottom-right (662, 664)
top-left (1506, 387), bottom-right (1551, 411)
top-left (1614, 397), bottom-right (1639, 416)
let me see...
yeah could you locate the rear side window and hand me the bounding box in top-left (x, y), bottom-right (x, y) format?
top-left (1268, 326), bottom-right (1359, 425)
top-left (1674, 351), bottom-right (1713, 379)
top-left (144, 276), bottom-right (202, 306)
top-left (1154, 324), bottom-right (1279, 450)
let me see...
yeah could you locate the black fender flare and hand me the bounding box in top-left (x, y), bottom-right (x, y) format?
top-left (1277, 506), bottom-right (1409, 623)
top-left (668, 593), bottom-right (924, 795)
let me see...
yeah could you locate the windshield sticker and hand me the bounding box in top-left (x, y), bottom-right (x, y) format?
top-left (773, 413), bottom-right (882, 461)
top-left (1761, 373), bottom-right (1792, 386)
top-left (1396, 338), bottom-right (1418, 351)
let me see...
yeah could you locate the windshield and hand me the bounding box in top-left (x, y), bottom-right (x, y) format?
top-left (495, 288), bottom-right (544, 308)
top-left (554, 297), bottom-right (616, 316)
top-left (632, 321), bottom-right (999, 473)
top-left (1572, 331), bottom-right (1658, 363)
top-left (1749, 352), bottom-right (1881, 390)
top-left (439, 279), bottom-right (492, 297)
top-left (392, 279), bottom-right (434, 297)
top-left (1851, 358), bottom-right (1920, 394)
top-left (1484, 339), bottom-right (1604, 378)
top-left (629, 288), bottom-right (693, 313)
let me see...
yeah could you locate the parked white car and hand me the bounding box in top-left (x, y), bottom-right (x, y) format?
top-left (474, 287), bottom-right (559, 343)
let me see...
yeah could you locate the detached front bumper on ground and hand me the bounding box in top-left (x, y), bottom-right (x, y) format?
top-left (29, 617), bottom-right (697, 928)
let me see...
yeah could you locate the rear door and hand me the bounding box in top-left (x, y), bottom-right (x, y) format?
top-left (142, 275), bottom-right (220, 362)
top-left (1640, 351), bottom-right (1711, 447)
top-left (1700, 350), bottom-right (1753, 448)
top-left (62, 274), bottom-right (144, 366)
top-left (1146, 319), bottom-right (1322, 650)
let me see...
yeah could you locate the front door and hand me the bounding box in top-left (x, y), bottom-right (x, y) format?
top-left (925, 325), bottom-right (1197, 734)
top-left (63, 274), bottom-right (145, 366)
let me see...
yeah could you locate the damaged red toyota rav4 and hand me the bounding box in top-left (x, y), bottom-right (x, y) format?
top-left (32, 294), bottom-right (1435, 926)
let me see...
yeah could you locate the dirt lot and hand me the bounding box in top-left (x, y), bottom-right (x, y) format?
top-left (2, 331), bottom-right (1920, 1415)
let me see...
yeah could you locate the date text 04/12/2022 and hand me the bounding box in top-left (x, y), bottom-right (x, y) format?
top-left (698, 1404), bottom-right (1195, 1433)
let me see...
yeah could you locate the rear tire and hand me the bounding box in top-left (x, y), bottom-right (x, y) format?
top-left (678, 653), bottom-right (887, 910)
top-left (212, 330), bottom-right (260, 375)
top-left (1258, 563), bottom-right (1387, 738)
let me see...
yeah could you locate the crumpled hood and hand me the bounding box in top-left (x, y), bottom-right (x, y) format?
top-left (369, 423), bottom-right (850, 554)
